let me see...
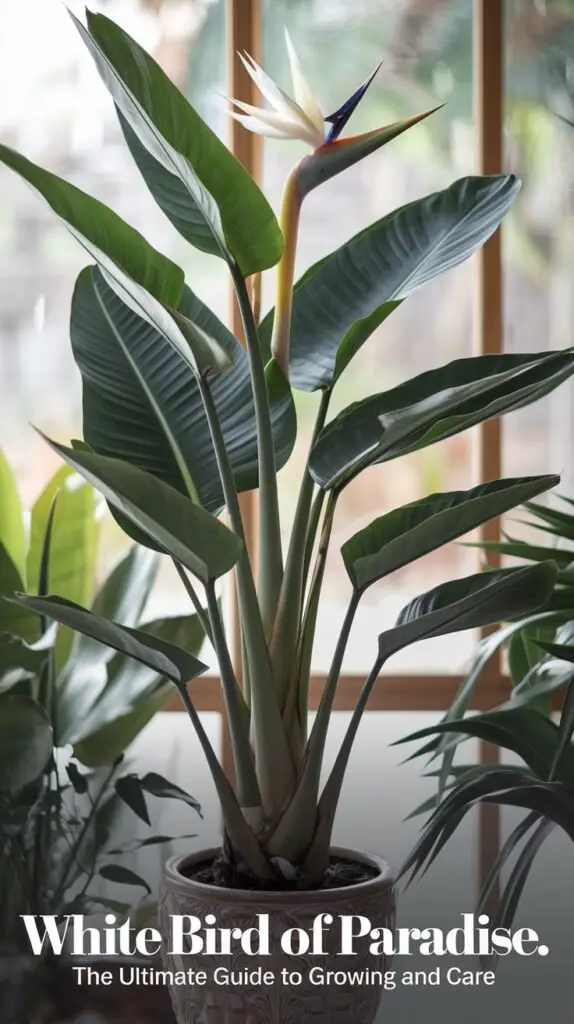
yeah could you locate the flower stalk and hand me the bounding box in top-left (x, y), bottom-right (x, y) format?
top-left (270, 163), bottom-right (303, 375)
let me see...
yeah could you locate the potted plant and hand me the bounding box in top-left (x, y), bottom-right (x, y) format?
top-left (2, 11), bottom-right (574, 1021)
top-left (0, 454), bottom-right (203, 1023)
top-left (397, 491), bottom-right (574, 943)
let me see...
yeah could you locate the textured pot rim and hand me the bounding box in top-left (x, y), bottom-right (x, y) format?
top-left (164, 846), bottom-right (395, 904)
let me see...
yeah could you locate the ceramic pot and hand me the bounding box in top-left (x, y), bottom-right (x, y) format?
top-left (159, 846), bottom-right (396, 1024)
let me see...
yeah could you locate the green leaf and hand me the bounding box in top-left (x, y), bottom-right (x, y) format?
top-left (536, 639), bottom-right (574, 665)
top-left (92, 546), bottom-right (160, 626)
top-left (476, 812), bottom-right (540, 917)
top-left (400, 767), bottom-right (543, 883)
top-left (72, 611), bottom-right (206, 761)
top-left (71, 268), bottom-right (295, 520)
top-left (466, 537), bottom-right (574, 567)
top-left (13, 594), bottom-right (208, 687)
top-left (297, 107), bottom-right (442, 197)
top-left (550, 676), bottom-right (574, 780)
top-left (99, 863), bottom-right (151, 895)
top-left (116, 774), bottom-right (150, 826)
top-left (139, 771), bottom-right (201, 816)
top-left (379, 562), bottom-right (558, 661)
top-left (310, 350), bottom-right (574, 490)
top-left (0, 453), bottom-right (25, 582)
top-left (395, 710), bottom-right (561, 780)
top-left (107, 833), bottom-right (197, 855)
top-left (261, 175), bottom-right (520, 392)
top-left (74, 683), bottom-right (171, 767)
top-left (36, 436), bottom-right (242, 582)
top-left (523, 499), bottom-right (574, 541)
top-left (482, 783), bottom-right (574, 843)
top-left (78, 11), bottom-right (283, 275)
top-left (342, 475), bottom-right (558, 592)
top-left (484, 818), bottom-right (554, 938)
top-left (0, 696), bottom-right (53, 791)
top-left (27, 467), bottom-right (99, 670)
top-left (0, 544), bottom-right (37, 642)
top-left (0, 144), bottom-right (183, 308)
top-left (403, 611), bottom-right (567, 795)
top-left (54, 547), bottom-right (160, 746)
top-left (508, 620), bottom-right (557, 690)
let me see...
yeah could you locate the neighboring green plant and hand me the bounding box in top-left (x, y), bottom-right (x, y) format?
top-left (1, 11), bottom-right (573, 888)
top-left (398, 494), bottom-right (574, 935)
top-left (0, 455), bottom-right (204, 951)
top-left (400, 656), bottom-right (574, 942)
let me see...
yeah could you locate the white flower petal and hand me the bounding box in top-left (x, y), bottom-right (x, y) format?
top-left (229, 111), bottom-right (294, 140)
top-left (239, 52), bottom-right (301, 123)
top-left (229, 97), bottom-right (303, 136)
top-left (284, 29), bottom-right (324, 136)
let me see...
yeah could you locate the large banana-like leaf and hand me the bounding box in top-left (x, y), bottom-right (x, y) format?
top-left (76, 11), bottom-right (283, 276)
top-left (380, 562), bottom-right (558, 660)
top-left (0, 453), bottom-right (25, 582)
top-left (27, 467), bottom-right (99, 670)
top-left (260, 175), bottom-right (520, 391)
top-left (0, 145), bottom-right (183, 308)
top-left (71, 268), bottom-right (296, 514)
top-left (14, 595), bottom-right (208, 687)
top-left (342, 475), bottom-right (558, 592)
top-left (0, 695), bottom-right (53, 791)
top-left (38, 438), bottom-right (242, 582)
top-left (310, 350), bottom-right (574, 490)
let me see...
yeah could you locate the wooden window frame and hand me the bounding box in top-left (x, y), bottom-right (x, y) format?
top-left (167, 0), bottom-right (507, 889)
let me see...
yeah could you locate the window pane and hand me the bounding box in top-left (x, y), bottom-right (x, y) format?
top-left (262, 0), bottom-right (476, 673)
top-left (0, 0), bottom-right (227, 604)
top-left (503, 0), bottom-right (574, 492)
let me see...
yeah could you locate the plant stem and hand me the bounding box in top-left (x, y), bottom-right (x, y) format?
top-left (176, 682), bottom-right (272, 878)
top-left (269, 586), bottom-right (360, 860)
top-left (172, 558), bottom-right (213, 646)
top-left (231, 266), bottom-right (284, 636)
top-left (271, 389), bottom-right (332, 705)
top-left (291, 487), bottom-right (338, 728)
top-left (302, 489), bottom-right (326, 597)
top-left (308, 590), bottom-right (360, 752)
top-left (270, 163), bottom-right (303, 374)
top-left (252, 273), bottom-right (262, 326)
top-left (197, 375), bottom-right (295, 816)
top-left (205, 580), bottom-right (261, 810)
top-left (55, 761), bottom-right (117, 905)
top-left (303, 656), bottom-right (385, 882)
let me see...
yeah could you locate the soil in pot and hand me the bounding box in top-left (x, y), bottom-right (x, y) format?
top-left (186, 852), bottom-right (380, 891)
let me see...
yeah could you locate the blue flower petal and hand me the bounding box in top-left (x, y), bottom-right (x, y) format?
top-left (324, 59), bottom-right (383, 143)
